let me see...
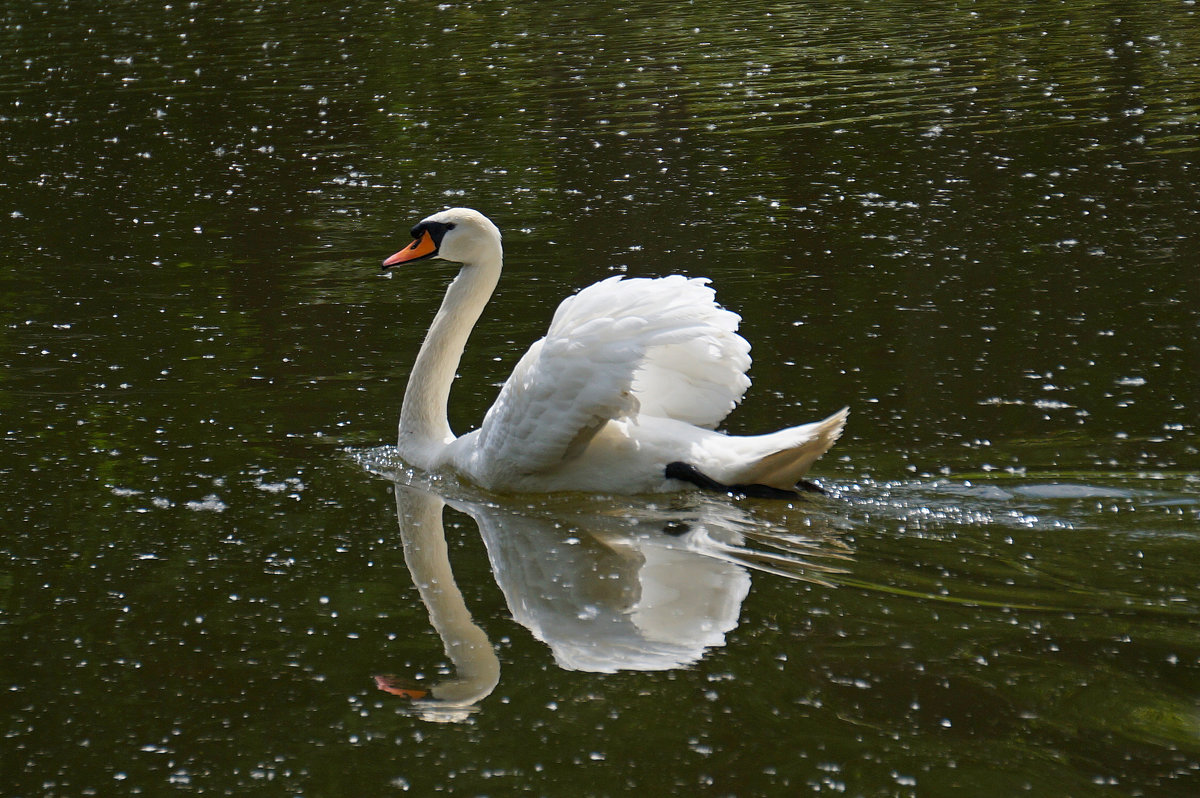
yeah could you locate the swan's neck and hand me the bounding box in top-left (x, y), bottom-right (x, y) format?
top-left (399, 251), bottom-right (501, 466)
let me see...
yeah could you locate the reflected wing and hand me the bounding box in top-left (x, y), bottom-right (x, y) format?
top-left (449, 493), bottom-right (752, 673)
top-left (471, 275), bottom-right (751, 476)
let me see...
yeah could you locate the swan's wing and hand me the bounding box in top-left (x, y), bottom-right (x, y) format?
top-left (470, 275), bottom-right (751, 477)
top-left (551, 275), bottom-right (753, 429)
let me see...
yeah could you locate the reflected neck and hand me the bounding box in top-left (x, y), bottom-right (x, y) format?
top-left (395, 487), bottom-right (500, 707)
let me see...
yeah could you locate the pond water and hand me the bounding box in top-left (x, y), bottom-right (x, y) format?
top-left (3, 0), bottom-right (1199, 795)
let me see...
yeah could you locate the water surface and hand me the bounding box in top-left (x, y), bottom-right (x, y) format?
top-left (3, 0), bottom-right (1199, 795)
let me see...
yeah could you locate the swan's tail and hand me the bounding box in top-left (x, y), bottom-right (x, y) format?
top-left (728, 407), bottom-right (849, 490)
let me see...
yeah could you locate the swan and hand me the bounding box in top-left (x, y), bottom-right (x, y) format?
top-left (381, 207), bottom-right (847, 496)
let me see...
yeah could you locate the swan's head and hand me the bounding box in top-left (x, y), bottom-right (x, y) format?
top-left (382, 207), bottom-right (502, 270)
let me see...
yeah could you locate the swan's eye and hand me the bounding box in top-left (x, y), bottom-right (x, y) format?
top-left (411, 221), bottom-right (455, 241)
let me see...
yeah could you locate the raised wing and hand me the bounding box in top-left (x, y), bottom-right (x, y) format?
top-left (466, 275), bottom-right (752, 478)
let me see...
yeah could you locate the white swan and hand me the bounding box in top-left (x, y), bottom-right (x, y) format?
top-left (381, 207), bottom-right (847, 496)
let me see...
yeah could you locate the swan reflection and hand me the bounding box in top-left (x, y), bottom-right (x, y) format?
top-left (380, 476), bottom-right (851, 721)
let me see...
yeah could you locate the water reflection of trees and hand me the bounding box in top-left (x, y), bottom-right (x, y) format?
top-left (379, 476), bottom-right (851, 721)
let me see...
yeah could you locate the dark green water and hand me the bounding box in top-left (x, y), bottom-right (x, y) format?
top-left (3, 1), bottom-right (1198, 795)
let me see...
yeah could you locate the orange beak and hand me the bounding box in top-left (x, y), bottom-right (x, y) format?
top-left (382, 230), bottom-right (438, 269)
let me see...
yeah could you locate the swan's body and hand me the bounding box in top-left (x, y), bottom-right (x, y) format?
top-left (382, 208), bottom-right (847, 496)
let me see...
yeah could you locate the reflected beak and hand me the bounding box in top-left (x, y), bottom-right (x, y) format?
top-left (382, 230), bottom-right (438, 269)
top-left (373, 674), bottom-right (430, 699)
